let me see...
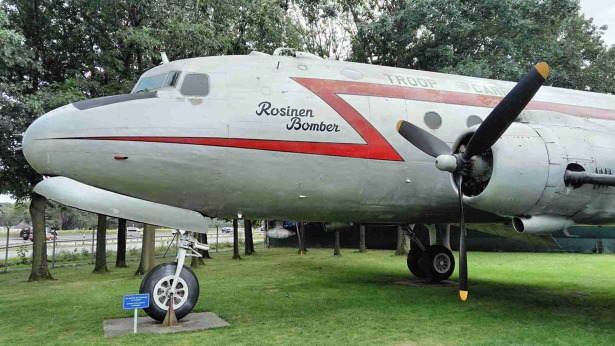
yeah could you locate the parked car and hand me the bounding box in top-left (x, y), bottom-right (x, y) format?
top-left (127, 226), bottom-right (143, 237)
top-left (221, 226), bottom-right (233, 233)
top-left (28, 227), bottom-right (57, 241)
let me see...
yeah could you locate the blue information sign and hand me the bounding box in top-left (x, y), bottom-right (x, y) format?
top-left (123, 293), bottom-right (150, 310)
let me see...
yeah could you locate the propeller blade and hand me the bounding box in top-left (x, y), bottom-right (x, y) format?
top-left (457, 175), bottom-right (468, 301)
top-left (396, 120), bottom-right (451, 158)
top-left (463, 62), bottom-right (549, 160)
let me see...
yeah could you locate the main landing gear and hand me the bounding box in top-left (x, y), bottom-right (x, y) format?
top-left (404, 225), bottom-right (455, 282)
top-left (139, 231), bottom-right (208, 322)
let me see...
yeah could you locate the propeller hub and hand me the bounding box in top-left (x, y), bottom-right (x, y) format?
top-left (435, 155), bottom-right (458, 172)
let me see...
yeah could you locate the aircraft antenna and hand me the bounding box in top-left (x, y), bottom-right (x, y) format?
top-left (160, 52), bottom-right (170, 64)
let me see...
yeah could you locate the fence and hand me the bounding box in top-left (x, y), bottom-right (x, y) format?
top-left (0, 229), bottom-right (255, 272)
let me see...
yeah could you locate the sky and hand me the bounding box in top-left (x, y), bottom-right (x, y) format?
top-left (0, 1), bottom-right (612, 205)
top-left (580, 0), bottom-right (615, 45)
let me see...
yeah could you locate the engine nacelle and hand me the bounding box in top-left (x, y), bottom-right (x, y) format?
top-left (461, 123), bottom-right (550, 216)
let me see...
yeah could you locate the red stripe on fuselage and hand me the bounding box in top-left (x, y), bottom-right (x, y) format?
top-left (75, 136), bottom-right (389, 160)
top-left (292, 78), bottom-right (615, 120)
top-left (63, 78), bottom-right (615, 161)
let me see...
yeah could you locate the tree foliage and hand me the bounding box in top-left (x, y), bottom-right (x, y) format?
top-left (351, 0), bottom-right (615, 93)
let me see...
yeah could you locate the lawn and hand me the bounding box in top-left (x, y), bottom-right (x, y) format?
top-left (0, 249), bottom-right (614, 345)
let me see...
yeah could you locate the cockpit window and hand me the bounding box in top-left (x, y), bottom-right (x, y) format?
top-left (165, 71), bottom-right (181, 87)
top-left (133, 73), bottom-right (166, 93)
top-left (180, 73), bottom-right (210, 97)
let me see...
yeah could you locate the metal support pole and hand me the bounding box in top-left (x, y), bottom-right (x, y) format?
top-left (4, 226), bottom-right (9, 273)
top-left (52, 235), bottom-right (56, 268)
top-left (216, 227), bottom-right (219, 253)
top-left (91, 228), bottom-right (95, 263)
top-left (133, 308), bottom-right (138, 333)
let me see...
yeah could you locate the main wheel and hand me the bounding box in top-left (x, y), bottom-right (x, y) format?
top-left (407, 243), bottom-right (427, 278)
top-left (139, 262), bottom-right (200, 321)
top-left (425, 245), bottom-right (455, 282)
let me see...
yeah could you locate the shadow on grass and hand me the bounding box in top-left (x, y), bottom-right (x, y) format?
top-left (288, 255), bottom-right (615, 334)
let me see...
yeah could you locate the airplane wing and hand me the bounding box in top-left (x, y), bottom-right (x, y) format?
top-left (33, 177), bottom-right (209, 232)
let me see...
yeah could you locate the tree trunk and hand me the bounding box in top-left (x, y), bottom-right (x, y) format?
top-left (115, 218), bottom-right (127, 268)
top-left (190, 233), bottom-right (208, 268)
top-left (333, 231), bottom-right (341, 256)
top-left (135, 224), bottom-right (153, 275)
top-left (244, 219), bottom-right (254, 255)
top-left (201, 233), bottom-right (211, 259)
top-left (93, 214), bottom-right (109, 273)
top-left (359, 224), bottom-right (366, 253)
top-left (435, 223), bottom-right (451, 250)
top-left (301, 222), bottom-right (307, 253)
top-left (296, 223), bottom-right (303, 255)
top-left (146, 224), bottom-right (156, 271)
top-left (190, 250), bottom-right (204, 268)
top-left (395, 226), bottom-right (410, 256)
top-left (28, 193), bottom-right (53, 281)
top-left (232, 219), bottom-right (241, 260)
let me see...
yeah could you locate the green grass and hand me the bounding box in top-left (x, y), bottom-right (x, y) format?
top-left (0, 249), bottom-right (614, 345)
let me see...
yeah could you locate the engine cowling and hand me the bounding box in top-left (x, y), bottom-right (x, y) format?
top-left (459, 122), bottom-right (550, 216)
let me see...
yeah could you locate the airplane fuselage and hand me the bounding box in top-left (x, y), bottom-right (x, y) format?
top-left (23, 53), bottom-right (615, 225)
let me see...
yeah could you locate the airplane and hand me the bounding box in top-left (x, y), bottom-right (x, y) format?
top-left (22, 47), bottom-right (615, 322)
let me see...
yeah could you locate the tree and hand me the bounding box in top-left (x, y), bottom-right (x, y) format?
top-left (28, 193), bottom-right (52, 280)
top-left (333, 231), bottom-right (341, 256)
top-left (200, 233), bottom-right (212, 259)
top-left (232, 219), bottom-right (241, 260)
top-left (190, 232), bottom-right (210, 268)
top-left (358, 224), bottom-right (366, 253)
top-left (395, 226), bottom-right (409, 256)
top-left (297, 222), bottom-right (307, 255)
top-left (146, 224), bottom-right (156, 271)
top-left (351, 0), bottom-right (614, 93)
top-left (287, 0), bottom-right (375, 60)
top-left (244, 219), bottom-right (254, 255)
top-left (93, 214), bottom-right (109, 273)
top-left (116, 218), bottom-right (127, 268)
top-left (135, 224), bottom-right (155, 275)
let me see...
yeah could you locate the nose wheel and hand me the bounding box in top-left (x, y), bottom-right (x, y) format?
top-left (139, 231), bottom-right (207, 322)
top-left (140, 262), bottom-right (199, 321)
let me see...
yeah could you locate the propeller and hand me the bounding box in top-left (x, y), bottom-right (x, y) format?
top-left (397, 62), bottom-right (550, 301)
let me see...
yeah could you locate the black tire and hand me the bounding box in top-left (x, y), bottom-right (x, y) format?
top-left (425, 245), bottom-right (455, 282)
top-left (407, 244), bottom-right (427, 278)
top-left (139, 262), bottom-right (200, 321)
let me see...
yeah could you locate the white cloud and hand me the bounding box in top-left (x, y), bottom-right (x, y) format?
top-left (580, 0), bottom-right (615, 45)
top-left (0, 195), bottom-right (15, 203)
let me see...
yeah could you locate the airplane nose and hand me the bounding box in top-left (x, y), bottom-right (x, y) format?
top-left (23, 112), bottom-right (50, 174)
top-left (22, 104), bottom-right (76, 175)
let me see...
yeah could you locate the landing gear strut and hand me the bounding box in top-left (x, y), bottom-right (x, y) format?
top-left (403, 225), bottom-right (455, 282)
top-left (139, 231), bottom-right (207, 322)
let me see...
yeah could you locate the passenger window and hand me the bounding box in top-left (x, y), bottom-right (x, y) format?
top-left (180, 73), bottom-right (210, 96)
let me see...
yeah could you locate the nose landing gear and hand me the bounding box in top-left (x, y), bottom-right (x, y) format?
top-left (139, 231), bottom-right (207, 322)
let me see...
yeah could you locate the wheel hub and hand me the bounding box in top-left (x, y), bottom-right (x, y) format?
top-left (433, 253), bottom-right (451, 274)
top-left (153, 275), bottom-right (189, 310)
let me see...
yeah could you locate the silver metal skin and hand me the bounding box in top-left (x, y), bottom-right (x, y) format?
top-left (512, 216), bottom-right (574, 234)
top-left (22, 53), bottom-right (615, 233)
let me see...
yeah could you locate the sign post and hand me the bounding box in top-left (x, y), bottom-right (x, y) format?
top-left (123, 293), bottom-right (149, 333)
